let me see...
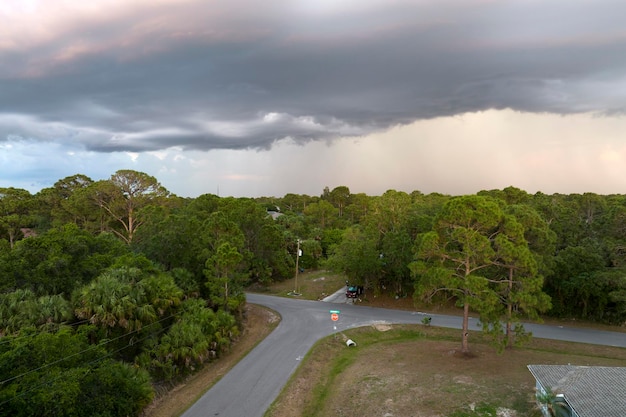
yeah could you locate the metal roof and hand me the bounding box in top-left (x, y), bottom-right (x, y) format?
top-left (528, 365), bottom-right (626, 417)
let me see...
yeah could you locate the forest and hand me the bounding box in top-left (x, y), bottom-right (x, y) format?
top-left (1, 170), bottom-right (626, 416)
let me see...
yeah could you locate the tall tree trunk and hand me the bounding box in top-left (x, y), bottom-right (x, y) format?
top-left (506, 268), bottom-right (514, 348)
top-left (224, 280), bottom-right (229, 312)
top-left (462, 298), bottom-right (470, 354)
top-left (127, 206), bottom-right (134, 243)
top-left (8, 230), bottom-right (15, 249)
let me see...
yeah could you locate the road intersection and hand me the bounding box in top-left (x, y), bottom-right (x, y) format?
top-left (181, 293), bottom-right (626, 417)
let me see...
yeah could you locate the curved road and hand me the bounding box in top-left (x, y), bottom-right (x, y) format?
top-left (181, 293), bottom-right (626, 417)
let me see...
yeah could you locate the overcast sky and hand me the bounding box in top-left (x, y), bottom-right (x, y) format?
top-left (2, 0), bottom-right (626, 198)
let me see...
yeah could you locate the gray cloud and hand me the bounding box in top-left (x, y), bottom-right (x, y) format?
top-left (1, 0), bottom-right (626, 153)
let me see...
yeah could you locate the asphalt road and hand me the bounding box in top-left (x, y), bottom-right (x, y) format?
top-left (181, 292), bottom-right (626, 417)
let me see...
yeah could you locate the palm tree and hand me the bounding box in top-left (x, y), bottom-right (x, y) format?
top-left (536, 387), bottom-right (571, 417)
top-left (139, 273), bottom-right (183, 316)
top-left (139, 299), bottom-right (216, 380)
top-left (34, 294), bottom-right (72, 330)
top-left (74, 271), bottom-right (156, 332)
top-left (0, 289), bottom-right (37, 334)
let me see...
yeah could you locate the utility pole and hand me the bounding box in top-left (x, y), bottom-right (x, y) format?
top-left (293, 239), bottom-right (301, 295)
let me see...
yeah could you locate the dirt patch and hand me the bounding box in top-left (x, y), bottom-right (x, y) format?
top-left (141, 303), bottom-right (278, 417)
top-left (372, 322), bottom-right (393, 332)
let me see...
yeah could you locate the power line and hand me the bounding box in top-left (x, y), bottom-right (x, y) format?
top-left (0, 318), bottom-right (91, 347)
top-left (0, 313), bottom-right (176, 386)
top-left (0, 321), bottom-right (173, 409)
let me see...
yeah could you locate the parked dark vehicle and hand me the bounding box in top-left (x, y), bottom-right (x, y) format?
top-left (346, 283), bottom-right (363, 299)
top-left (346, 286), bottom-right (359, 298)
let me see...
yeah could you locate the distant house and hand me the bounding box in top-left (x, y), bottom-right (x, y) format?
top-left (528, 365), bottom-right (626, 417)
top-left (20, 228), bottom-right (37, 238)
top-left (267, 210), bottom-right (283, 220)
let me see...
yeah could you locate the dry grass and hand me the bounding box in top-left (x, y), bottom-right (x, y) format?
top-left (251, 269), bottom-right (348, 300)
top-left (266, 325), bottom-right (626, 417)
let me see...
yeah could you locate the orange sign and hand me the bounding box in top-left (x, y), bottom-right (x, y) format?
top-left (331, 313), bottom-right (339, 321)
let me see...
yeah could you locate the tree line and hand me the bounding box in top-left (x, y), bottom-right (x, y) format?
top-left (1, 172), bottom-right (626, 414)
top-left (0, 171), bottom-right (285, 416)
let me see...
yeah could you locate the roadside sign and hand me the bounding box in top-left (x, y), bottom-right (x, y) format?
top-left (331, 313), bottom-right (339, 321)
top-left (329, 310), bottom-right (341, 314)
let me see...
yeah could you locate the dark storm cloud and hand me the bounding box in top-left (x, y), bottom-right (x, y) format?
top-left (1, 0), bottom-right (626, 153)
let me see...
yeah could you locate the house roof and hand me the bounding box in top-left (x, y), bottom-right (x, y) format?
top-left (267, 210), bottom-right (283, 220)
top-left (528, 365), bottom-right (626, 417)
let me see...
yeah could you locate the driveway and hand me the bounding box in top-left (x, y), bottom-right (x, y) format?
top-left (181, 293), bottom-right (626, 417)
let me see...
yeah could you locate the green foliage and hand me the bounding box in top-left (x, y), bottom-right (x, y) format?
top-left (204, 242), bottom-right (247, 314)
top-left (412, 195), bottom-right (508, 352)
top-left (5, 172), bottom-right (626, 414)
top-left (326, 226), bottom-right (381, 287)
top-left (320, 228), bottom-right (344, 257)
top-left (91, 170), bottom-right (170, 244)
top-left (380, 229), bottom-right (413, 295)
top-left (73, 267), bottom-right (181, 335)
top-left (3, 224), bottom-right (129, 295)
top-left (133, 210), bottom-right (204, 274)
top-left (135, 191), bottom-right (295, 286)
top-left (79, 362), bottom-right (154, 417)
top-left (0, 328), bottom-right (154, 417)
top-left (342, 192), bottom-right (371, 224)
top-left (506, 203), bottom-right (556, 275)
top-left (36, 174), bottom-right (97, 232)
top-left (138, 298), bottom-right (239, 381)
top-left (0, 172), bottom-right (271, 414)
top-left (277, 193), bottom-right (317, 214)
top-left (298, 238), bottom-right (323, 269)
top-left (0, 290), bottom-right (73, 335)
top-left (413, 194), bottom-right (558, 352)
top-left (0, 289), bottom-right (37, 334)
top-left (535, 388), bottom-right (572, 417)
top-left (324, 186), bottom-right (351, 216)
top-left (486, 213), bottom-right (551, 350)
top-left (304, 199), bottom-right (338, 229)
top-left (184, 193), bottom-right (220, 220)
top-left (199, 199), bottom-right (293, 284)
top-left (0, 187), bottom-right (35, 248)
top-left (170, 267), bottom-right (201, 297)
top-left (254, 222), bottom-right (293, 282)
top-left (549, 243), bottom-right (607, 319)
top-left (367, 189), bottom-right (414, 236)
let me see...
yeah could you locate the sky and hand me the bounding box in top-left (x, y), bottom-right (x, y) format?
top-left (1, 0), bottom-right (626, 198)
